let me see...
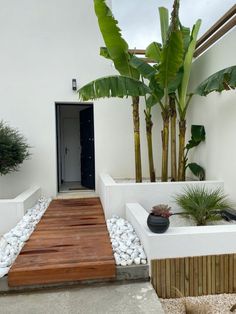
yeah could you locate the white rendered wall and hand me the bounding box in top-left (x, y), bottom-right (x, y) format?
top-left (188, 28), bottom-right (236, 202)
top-left (0, 0), bottom-right (163, 198)
top-left (0, 0), bottom-right (154, 197)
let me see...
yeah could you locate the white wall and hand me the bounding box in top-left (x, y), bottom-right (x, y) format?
top-left (1, 1), bottom-right (233, 199)
top-left (0, 0), bottom-right (162, 198)
top-left (188, 28), bottom-right (236, 201)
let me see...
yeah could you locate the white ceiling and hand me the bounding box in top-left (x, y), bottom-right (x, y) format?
top-left (112, 0), bottom-right (235, 48)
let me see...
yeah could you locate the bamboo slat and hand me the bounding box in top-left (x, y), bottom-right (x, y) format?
top-left (151, 253), bottom-right (236, 298)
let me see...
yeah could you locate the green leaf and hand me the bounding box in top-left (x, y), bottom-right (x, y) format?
top-left (94, 0), bottom-right (139, 79)
top-left (168, 67), bottom-right (184, 93)
top-left (145, 42), bottom-right (162, 63)
top-left (159, 7), bottom-right (169, 44)
top-left (129, 55), bottom-right (156, 79)
top-left (186, 125), bottom-right (205, 150)
top-left (158, 30), bottom-right (184, 90)
top-left (191, 125), bottom-right (206, 142)
top-left (195, 65), bottom-right (236, 96)
top-left (78, 76), bottom-right (151, 101)
top-left (146, 95), bottom-right (159, 108)
top-left (178, 19), bottom-right (201, 113)
top-left (188, 163), bottom-right (205, 181)
top-left (100, 47), bottom-right (111, 59)
top-left (179, 24), bottom-right (191, 54)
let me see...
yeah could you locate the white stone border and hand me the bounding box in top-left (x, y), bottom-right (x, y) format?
top-left (0, 186), bottom-right (41, 235)
top-left (98, 173), bottom-right (224, 218)
top-left (126, 203), bottom-right (236, 261)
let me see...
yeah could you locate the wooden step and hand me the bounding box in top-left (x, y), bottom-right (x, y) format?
top-left (8, 198), bottom-right (116, 287)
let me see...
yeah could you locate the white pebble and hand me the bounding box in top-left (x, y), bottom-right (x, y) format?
top-left (134, 257), bottom-right (141, 265)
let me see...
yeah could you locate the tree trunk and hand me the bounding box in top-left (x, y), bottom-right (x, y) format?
top-left (169, 94), bottom-right (177, 181)
top-left (132, 96), bottom-right (142, 183)
top-left (161, 110), bottom-right (169, 182)
top-left (145, 111), bottom-right (155, 182)
top-left (178, 119), bottom-right (186, 181)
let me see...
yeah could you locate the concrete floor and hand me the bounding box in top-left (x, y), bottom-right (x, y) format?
top-left (0, 282), bottom-right (164, 314)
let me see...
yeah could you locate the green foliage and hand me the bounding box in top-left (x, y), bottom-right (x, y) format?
top-left (187, 163), bottom-right (205, 181)
top-left (175, 186), bottom-right (232, 226)
top-left (94, 0), bottom-right (139, 79)
top-left (185, 125), bottom-right (206, 180)
top-left (158, 7), bottom-right (169, 44)
top-left (178, 19), bottom-right (201, 116)
top-left (129, 55), bottom-right (156, 80)
top-left (195, 65), bottom-right (236, 96)
top-left (145, 42), bottom-right (162, 63)
top-left (0, 121), bottom-right (30, 175)
top-left (158, 30), bottom-right (184, 92)
top-left (78, 75), bottom-right (151, 101)
top-left (186, 125), bottom-right (206, 150)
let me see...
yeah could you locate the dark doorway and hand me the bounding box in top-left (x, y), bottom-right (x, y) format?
top-left (56, 103), bottom-right (95, 192)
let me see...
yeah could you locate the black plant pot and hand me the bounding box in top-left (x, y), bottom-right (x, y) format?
top-left (147, 213), bottom-right (170, 233)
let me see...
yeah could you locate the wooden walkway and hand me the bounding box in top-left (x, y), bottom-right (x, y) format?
top-left (8, 198), bottom-right (116, 287)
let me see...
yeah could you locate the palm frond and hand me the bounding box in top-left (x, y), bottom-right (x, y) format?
top-left (175, 186), bottom-right (233, 225)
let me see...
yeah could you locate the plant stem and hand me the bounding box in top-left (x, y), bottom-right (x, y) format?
top-left (169, 94), bottom-right (177, 181)
top-left (178, 119), bottom-right (186, 181)
top-left (132, 96), bottom-right (142, 183)
top-left (145, 110), bottom-right (156, 182)
top-left (161, 109), bottom-right (169, 182)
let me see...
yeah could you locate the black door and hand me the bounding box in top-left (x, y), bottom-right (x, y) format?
top-left (80, 107), bottom-right (95, 189)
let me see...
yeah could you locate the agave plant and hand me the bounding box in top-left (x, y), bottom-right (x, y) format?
top-left (78, 0), bottom-right (151, 183)
top-left (175, 186), bottom-right (233, 226)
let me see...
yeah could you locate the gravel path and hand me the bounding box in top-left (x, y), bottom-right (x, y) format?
top-left (160, 293), bottom-right (236, 313)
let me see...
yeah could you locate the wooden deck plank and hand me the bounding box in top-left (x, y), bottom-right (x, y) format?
top-left (8, 198), bottom-right (116, 287)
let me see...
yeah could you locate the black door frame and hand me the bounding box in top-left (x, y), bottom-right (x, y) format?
top-left (55, 102), bottom-right (95, 193)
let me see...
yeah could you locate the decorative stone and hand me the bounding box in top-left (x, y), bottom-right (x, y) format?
top-left (107, 215), bottom-right (147, 267)
top-left (134, 257), bottom-right (141, 265)
top-left (0, 197), bottom-right (51, 278)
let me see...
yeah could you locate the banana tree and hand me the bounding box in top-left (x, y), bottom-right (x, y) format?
top-left (78, 0), bottom-right (150, 183)
top-left (175, 19), bottom-right (202, 181)
top-left (130, 0), bottom-right (183, 182)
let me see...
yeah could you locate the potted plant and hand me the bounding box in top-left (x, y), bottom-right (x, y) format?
top-left (147, 204), bottom-right (172, 233)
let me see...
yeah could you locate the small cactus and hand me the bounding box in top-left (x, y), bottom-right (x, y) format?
top-left (151, 204), bottom-right (172, 218)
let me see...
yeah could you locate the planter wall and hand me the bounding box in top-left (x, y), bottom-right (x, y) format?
top-left (126, 203), bottom-right (236, 298)
top-left (98, 173), bottom-right (224, 218)
top-left (151, 254), bottom-right (236, 298)
top-left (0, 186), bottom-right (41, 235)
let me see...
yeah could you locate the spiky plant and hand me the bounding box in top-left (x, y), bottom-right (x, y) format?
top-left (152, 204), bottom-right (172, 218)
top-left (175, 186), bottom-right (233, 226)
top-left (0, 121), bottom-right (30, 175)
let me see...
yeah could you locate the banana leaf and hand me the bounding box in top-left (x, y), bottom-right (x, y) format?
top-left (78, 76), bottom-right (151, 101)
top-left (178, 19), bottom-right (201, 115)
top-left (195, 65), bottom-right (236, 96)
top-left (94, 0), bottom-right (139, 79)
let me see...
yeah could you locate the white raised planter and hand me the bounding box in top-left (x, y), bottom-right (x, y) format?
top-left (126, 203), bottom-right (236, 261)
top-left (98, 173), bottom-right (224, 218)
top-left (0, 186), bottom-right (41, 235)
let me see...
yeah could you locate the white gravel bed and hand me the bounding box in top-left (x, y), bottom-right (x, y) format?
top-left (160, 293), bottom-right (236, 314)
top-left (106, 216), bottom-right (147, 266)
top-left (0, 197), bottom-right (51, 278)
top-left (170, 214), bottom-right (236, 227)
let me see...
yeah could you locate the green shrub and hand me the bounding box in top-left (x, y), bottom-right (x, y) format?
top-left (0, 121), bottom-right (30, 175)
top-left (175, 186), bottom-right (233, 226)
